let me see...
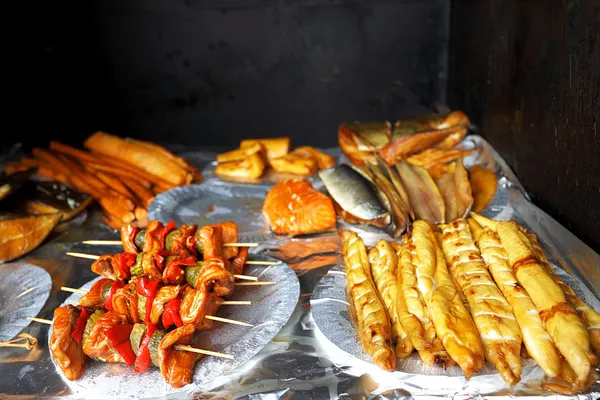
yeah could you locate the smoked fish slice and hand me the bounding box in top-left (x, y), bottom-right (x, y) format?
top-left (439, 219), bottom-right (523, 386)
top-left (339, 229), bottom-right (396, 371)
top-left (496, 221), bottom-right (596, 385)
top-left (394, 237), bottom-right (451, 366)
top-left (526, 232), bottom-right (600, 358)
top-left (413, 221), bottom-right (484, 377)
top-left (368, 241), bottom-right (413, 358)
top-left (477, 227), bottom-right (562, 378)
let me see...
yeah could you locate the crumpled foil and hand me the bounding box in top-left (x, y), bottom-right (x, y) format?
top-left (1, 136), bottom-right (598, 399)
top-left (0, 263), bottom-right (51, 342)
top-left (47, 258), bottom-right (299, 399)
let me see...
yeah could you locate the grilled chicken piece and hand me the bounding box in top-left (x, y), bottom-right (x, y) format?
top-left (368, 241), bottom-right (413, 358)
top-left (49, 305), bottom-right (86, 380)
top-left (231, 247), bottom-right (249, 275)
top-left (180, 285), bottom-right (211, 326)
top-left (169, 224), bottom-right (198, 257)
top-left (150, 285), bottom-right (182, 325)
top-left (413, 221), bottom-right (485, 376)
top-left (158, 323), bottom-right (201, 388)
top-left (195, 295), bottom-right (222, 331)
top-left (141, 249), bottom-right (165, 281)
top-left (526, 232), bottom-right (600, 358)
top-left (496, 221), bottom-right (596, 386)
top-left (269, 153), bottom-right (318, 176)
top-left (477, 226), bottom-right (562, 378)
top-left (79, 279), bottom-right (112, 309)
top-left (82, 311), bottom-right (128, 363)
top-left (196, 222), bottom-right (239, 260)
top-left (439, 219), bottom-right (523, 386)
top-left (215, 153), bottom-right (266, 181)
top-left (112, 280), bottom-right (140, 323)
top-left (339, 229), bottom-right (395, 371)
top-left (121, 224), bottom-right (139, 254)
top-left (393, 239), bottom-right (450, 366)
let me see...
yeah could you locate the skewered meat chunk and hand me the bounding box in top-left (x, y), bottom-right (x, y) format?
top-left (82, 311), bottom-right (129, 363)
top-left (49, 305), bottom-right (86, 380)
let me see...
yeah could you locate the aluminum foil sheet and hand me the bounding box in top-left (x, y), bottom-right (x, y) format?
top-left (1, 135), bottom-right (599, 399)
top-left (0, 263), bottom-right (51, 342)
top-left (43, 258), bottom-right (299, 399)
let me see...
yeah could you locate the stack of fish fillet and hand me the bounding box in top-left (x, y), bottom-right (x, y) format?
top-left (339, 216), bottom-right (599, 394)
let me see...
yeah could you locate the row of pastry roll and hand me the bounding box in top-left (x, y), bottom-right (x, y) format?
top-left (339, 215), bottom-right (599, 394)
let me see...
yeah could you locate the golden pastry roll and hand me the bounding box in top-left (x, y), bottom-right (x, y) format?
top-left (439, 219), bottom-right (523, 386)
top-left (368, 241), bottom-right (413, 358)
top-left (478, 227), bottom-right (562, 378)
top-left (497, 221), bottom-right (596, 385)
top-left (291, 146), bottom-right (336, 169)
top-left (393, 239), bottom-right (449, 366)
top-left (526, 232), bottom-right (600, 358)
top-left (270, 153), bottom-right (318, 176)
top-left (216, 142), bottom-right (264, 163)
top-left (214, 153), bottom-right (266, 181)
top-left (240, 137), bottom-right (290, 160)
top-left (413, 221), bottom-right (484, 377)
top-left (339, 229), bottom-right (395, 371)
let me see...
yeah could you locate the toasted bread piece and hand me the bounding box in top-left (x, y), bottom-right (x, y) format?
top-left (216, 143), bottom-right (264, 163)
top-left (292, 146), bottom-right (336, 169)
top-left (270, 153), bottom-right (318, 176)
top-left (215, 153), bottom-right (266, 181)
top-left (240, 137), bottom-right (290, 160)
top-left (0, 213), bottom-right (61, 263)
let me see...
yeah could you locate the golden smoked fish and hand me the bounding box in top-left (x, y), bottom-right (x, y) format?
top-left (526, 232), bottom-right (600, 358)
top-left (394, 237), bottom-right (452, 367)
top-left (439, 219), bottom-right (523, 386)
top-left (368, 241), bottom-right (413, 358)
top-left (496, 221), bottom-right (596, 385)
top-left (477, 226), bottom-right (562, 378)
top-left (412, 221), bottom-right (484, 378)
top-left (339, 229), bottom-right (396, 371)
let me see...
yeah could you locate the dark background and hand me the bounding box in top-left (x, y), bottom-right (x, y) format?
top-left (5, 0), bottom-right (600, 250)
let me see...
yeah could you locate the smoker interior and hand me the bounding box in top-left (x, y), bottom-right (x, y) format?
top-left (9, 0), bottom-right (599, 248)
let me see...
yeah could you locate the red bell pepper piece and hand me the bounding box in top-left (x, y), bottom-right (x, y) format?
top-left (162, 298), bottom-right (183, 328)
top-left (70, 308), bottom-right (91, 345)
top-left (115, 341), bottom-right (137, 366)
top-left (159, 220), bottom-right (177, 249)
top-left (104, 281), bottom-right (125, 311)
top-left (155, 250), bottom-right (171, 272)
top-left (137, 278), bottom-right (159, 323)
top-left (129, 226), bottom-right (140, 253)
top-left (106, 324), bottom-right (134, 348)
top-left (134, 322), bottom-right (157, 373)
top-left (162, 256), bottom-right (196, 285)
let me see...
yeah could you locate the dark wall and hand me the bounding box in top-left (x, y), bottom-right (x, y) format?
top-left (13, 0), bottom-right (449, 149)
top-left (449, 0), bottom-right (600, 251)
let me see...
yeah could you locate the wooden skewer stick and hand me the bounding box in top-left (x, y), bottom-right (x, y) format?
top-left (217, 300), bottom-right (252, 305)
top-left (66, 252), bottom-right (262, 279)
top-left (82, 240), bottom-right (258, 248)
top-left (235, 281), bottom-right (277, 286)
top-left (173, 345), bottom-right (234, 359)
top-left (244, 260), bottom-right (278, 266)
top-left (61, 286), bottom-right (87, 294)
top-left (27, 318), bottom-right (233, 359)
top-left (59, 288), bottom-right (252, 306)
top-left (205, 315), bottom-right (253, 327)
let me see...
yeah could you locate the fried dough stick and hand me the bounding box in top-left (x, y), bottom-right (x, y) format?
top-left (474, 224), bottom-right (562, 378)
top-left (339, 229), bottom-right (395, 371)
top-left (368, 241), bottom-right (413, 358)
top-left (413, 221), bottom-right (485, 378)
top-left (393, 239), bottom-right (451, 367)
top-left (439, 220), bottom-right (523, 386)
top-left (496, 221), bottom-right (596, 386)
top-left (526, 232), bottom-right (600, 358)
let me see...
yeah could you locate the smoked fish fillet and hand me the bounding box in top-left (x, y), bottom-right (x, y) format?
top-left (526, 232), bottom-right (600, 358)
top-left (340, 229), bottom-right (396, 371)
top-left (263, 180), bottom-right (336, 235)
top-left (413, 221), bottom-right (484, 378)
top-left (439, 219), bottom-right (523, 386)
top-left (496, 221), bottom-right (596, 385)
top-left (394, 238), bottom-right (452, 367)
top-left (368, 241), bottom-right (413, 358)
top-left (477, 226), bottom-right (562, 378)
